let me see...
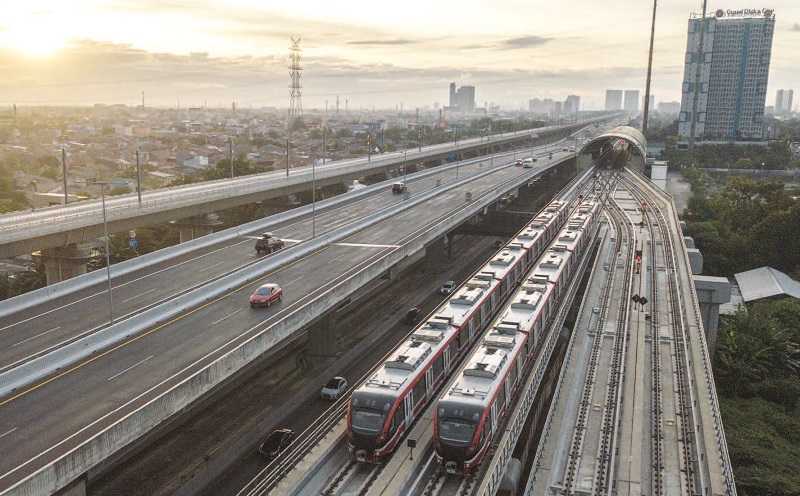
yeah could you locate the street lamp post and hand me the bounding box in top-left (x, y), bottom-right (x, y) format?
top-left (312, 155), bottom-right (317, 239)
top-left (403, 146), bottom-right (408, 185)
top-left (135, 148), bottom-right (142, 207)
top-left (93, 180), bottom-right (114, 325)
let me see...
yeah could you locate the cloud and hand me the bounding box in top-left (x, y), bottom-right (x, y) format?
top-left (346, 39), bottom-right (418, 46)
top-left (501, 35), bottom-right (552, 49)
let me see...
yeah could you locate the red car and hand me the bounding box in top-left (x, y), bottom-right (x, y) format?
top-left (249, 283), bottom-right (283, 308)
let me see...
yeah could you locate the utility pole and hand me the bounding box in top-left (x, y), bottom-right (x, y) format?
top-left (61, 148), bottom-right (68, 205)
top-left (228, 137), bottom-right (234, 178)
top-left (322, 124), bottom-right (327, 165)
top-left (642, 0), bottom-right (658, 136)
top-left (689, 0), bottom-right (708, 153)
top-left (367, 133), bottom-right (372, 162)
top-left (135, 149), bottom-right (142, 207)
top-left (418, 126), bottom-right (423, 152)
top-left (92, 180), bottom-right (114, 324)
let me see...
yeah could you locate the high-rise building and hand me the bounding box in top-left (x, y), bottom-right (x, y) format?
top-left (679, 10), bottom-right (775, 141)
top-left (776, 89), bottom-right (794, 114)
top-left (605, 90), bottom-right (623, 110)
top-left (447, 83), bottom-right (475, 112)
top-left (564, 95), bottom-right (581, 114)
top-left (624, 90), bottom-right (640, 112)
top-left (458, 85), bottom-right (476, 112)
top-left (657, 101), bottom-right (681, 115)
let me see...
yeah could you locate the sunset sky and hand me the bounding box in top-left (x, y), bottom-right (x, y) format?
top-left (1, 0), bottom-right (798, 109)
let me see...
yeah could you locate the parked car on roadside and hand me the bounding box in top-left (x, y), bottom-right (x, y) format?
top-left (440, 281), bottom-right (456, 295)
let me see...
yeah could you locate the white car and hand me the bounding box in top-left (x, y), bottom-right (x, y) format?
top-left (440, 280), bottom-right (456, 295)
top-left (321, 376), bottom-right (348, 400)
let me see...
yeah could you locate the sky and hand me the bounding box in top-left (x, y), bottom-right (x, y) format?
top-left (0, 0), bottom-right (798, 110)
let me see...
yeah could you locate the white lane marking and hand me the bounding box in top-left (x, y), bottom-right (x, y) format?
top-left (121, 288), bottom-right (158, 304)
top-left (198, 260), bottom-right (227, 272)
top-left (283, 275), bottom-right (305, 286)
top-left (0, 427), bottom-right (17, 440)
top-left (106, 355), bottom-right (154, 382)
top-left (211, 309), bottom-right (242, 326)
top-left (279, 238), bottom-right (301, 243)
top-left (0, 239), bottom-right (252, 333)
top-left (11, 327), bottom-right (62, 347)
top-left (333, 242), bottom-right (401, 248)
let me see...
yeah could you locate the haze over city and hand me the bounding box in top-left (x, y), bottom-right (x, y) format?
top-left (2, 0), bottom-right (799, 108)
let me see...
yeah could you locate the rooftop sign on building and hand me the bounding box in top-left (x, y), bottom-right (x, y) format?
top-left (714, 8), bottom-right (774, 18)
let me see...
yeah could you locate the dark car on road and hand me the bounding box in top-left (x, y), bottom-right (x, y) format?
top-left (403, 306), bottom-right (421, 325)
top-left (258, 428), bottom-right (295, 460)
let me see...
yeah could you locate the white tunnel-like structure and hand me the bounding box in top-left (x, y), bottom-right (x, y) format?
top-left (579, 125), bottom-right (648, 163)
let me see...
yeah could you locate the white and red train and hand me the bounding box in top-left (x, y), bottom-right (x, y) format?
top-left (433, 199), bottom-right (601, 474)
top-left (346, 198), bottom-right (576, 463)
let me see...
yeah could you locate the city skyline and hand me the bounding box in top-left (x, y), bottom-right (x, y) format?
top-left (1, 1), bottom-right (799, 109)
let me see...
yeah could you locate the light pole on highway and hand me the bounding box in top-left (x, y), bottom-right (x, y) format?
top-left (135, 148), bottom-right (143, 208)
top-left (92, 180), bottom-right (114, 325)
top-left (312, 155), bottom-right (317, 239)
top-left (403, 145), bottom-right (408, 185)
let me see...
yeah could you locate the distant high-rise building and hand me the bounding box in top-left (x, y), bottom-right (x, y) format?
top-left (624, 90), bottom-right (640, 113)
top-left (605, 90), bottom-right (623, 111)
top-left (458, 86), bottom-right (476, 112)
top-left (775, 89), bottom-right (794, 114)
top-left (447, 83), bottom-right (475, 112)
top-left (564, 95), bottom-right (581, 114)
top-left (553, 101), bottom-right (563, 117)
top-left (657, 101), bottom-right (681, 114)
top-left (679, 10), bottom-right (775, 142)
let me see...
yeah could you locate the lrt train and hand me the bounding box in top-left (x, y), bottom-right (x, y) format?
top-left (346, 198), bottom-right (577, 464)
top-left (433, 199), bottom-right (602, 475)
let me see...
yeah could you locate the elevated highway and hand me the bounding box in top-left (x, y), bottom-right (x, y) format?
top-left (0, 116), bottom-right (614, 260)
top-left (0, 139), bottom-right (587, 496)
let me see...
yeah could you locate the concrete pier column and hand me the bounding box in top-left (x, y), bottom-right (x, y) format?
top-left (39, 244), bottom-right (90, 285)
top-left (307, 314), bottom-right (340, 359)
top-left (172, 214), bottom-right (223, 243)
top-left (693, 275), bottom-right (732, 353)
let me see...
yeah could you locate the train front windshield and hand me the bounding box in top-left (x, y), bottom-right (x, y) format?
top-left (438, 403), bottom-right (483, 447)
top-left (351, 391), bottom-right (394, 435)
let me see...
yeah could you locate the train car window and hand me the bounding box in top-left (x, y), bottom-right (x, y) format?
top-left (390, 402), bottom-right (406, 434)
top-left (412, 378), bottom-right (427, 409)
top-left (509, 359), bottom-right (518, 387)
top-left (438, 403), bottom-right (482, 447)
top-left (458, 328), bottom-right (468, 350)
top-left (433, 354), bottom-right (444, 379)
top-left (497, 383), bottom-right (506, 409)
top-left (350, 392), bottom-right (394, 435)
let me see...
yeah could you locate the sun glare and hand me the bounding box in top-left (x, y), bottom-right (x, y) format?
top-left (2, 13), bottom-right (66, 58)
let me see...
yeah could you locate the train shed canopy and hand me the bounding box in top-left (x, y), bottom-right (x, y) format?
top-left (579, 125), bottom-right (647, 159)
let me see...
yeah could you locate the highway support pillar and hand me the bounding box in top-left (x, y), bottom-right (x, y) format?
top-left (306, 313), bottom-right (340, 361)
top-left (693, 275), bottom-right (731, 353)
top-left (173, 214), bottom-right (224, 243)
top-left (38, 243), bottom-right (89, 285)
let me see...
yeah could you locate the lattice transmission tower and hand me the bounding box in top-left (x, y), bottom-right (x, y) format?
top-left (288, 36), bottom-right (303, 120)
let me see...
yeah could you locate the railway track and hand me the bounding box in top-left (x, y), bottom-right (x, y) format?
top-left (622, 174), bottom-right (698, 495)
top-left (561, 179), bottom-right (635, 495)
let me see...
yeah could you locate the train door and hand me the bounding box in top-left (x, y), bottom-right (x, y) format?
top-left (444, 345), bottom-right (451, 371)
top-left (490, 402), bottom-right (499, 436)
top-left (403, 395), bottom-right (413, 428)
